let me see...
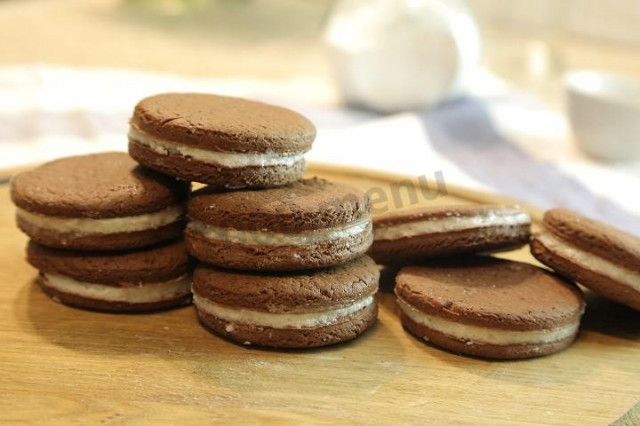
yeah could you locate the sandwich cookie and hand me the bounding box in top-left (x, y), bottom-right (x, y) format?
top-left (192, 256), bottom-right (379, 348)
top-left (395, 257), bottom-right (585, 359)
top-left (27, 240), bottom-right (194, 312)
top-left (11, 152), bottom-right (189, 251)
top-left (129, 93), bottom-right (315, 188)
top-left (369, 205), bottom-right (531, 264)
top-left (531, 208), bottom-right (640, 310)
top-left (186, 178), bottom-right (373, 271)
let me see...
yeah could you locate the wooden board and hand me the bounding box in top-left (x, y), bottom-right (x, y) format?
top-left (0, 163), bottom-right (638, 425)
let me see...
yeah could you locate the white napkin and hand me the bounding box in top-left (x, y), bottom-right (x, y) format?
top-left (0, 65), bottom-right (637, 234)
top-left (311, 99), bottom-right (640, 234)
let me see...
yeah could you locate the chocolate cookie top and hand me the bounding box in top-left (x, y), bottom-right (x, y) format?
top-left (395, 257), bottom-right (585, 331)
top-left (193, 256), bottom-right (379, 313)
top-left (27, 239), bottom-right (193, 285)
top-left (11, 152), bottom-right (189, 218)
top-left (542, 208), bottom-right (640, 273)
top-left (374, 204), bottom-right (530, 227)
top-left (130, 93), bottom-right (316, 153)
top-left (188, 178), bottom-right (371, 232)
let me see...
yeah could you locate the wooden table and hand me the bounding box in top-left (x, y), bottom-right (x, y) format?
top-left (1, 164), bottom-right (638, 425)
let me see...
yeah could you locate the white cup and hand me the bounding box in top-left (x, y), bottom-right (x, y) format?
top-left (565, 70), bottom-right (640, 161)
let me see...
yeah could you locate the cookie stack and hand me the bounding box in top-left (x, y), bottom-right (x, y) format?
top-left (128, 93), bottom-right (379, 348)
top-left (11, 153), bottom-right (194, 312)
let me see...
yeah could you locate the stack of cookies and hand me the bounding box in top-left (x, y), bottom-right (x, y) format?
top-left (126, 93), bottom-right (379, 348)
top-left (11, 93), bottom-right (378, 349)
top-left (11, 153), bottom-right (194, 312)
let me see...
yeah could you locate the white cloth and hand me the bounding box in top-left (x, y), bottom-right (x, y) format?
top-left (1, 65), bottom-right (638, 234)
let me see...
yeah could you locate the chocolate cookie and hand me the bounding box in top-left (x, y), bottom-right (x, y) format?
top-left (395, 257), bottom-right (585, 359)
top-left (186, 178), bottom-right (373, 271)
top-left (369, 205), bottom-right (531, 264)
top-left (128, 93), bottom-right (315, 188)
top-left (531, 208), bottom-right (640, 310)
top-left (11, 152), bottom-right (189, 251)
top-left (192, 256), bottom-right (379, 348)
top-left (27, 239), bottom-right (194, 312)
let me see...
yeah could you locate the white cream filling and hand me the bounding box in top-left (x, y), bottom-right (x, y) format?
top-left (397, 297), bottom-right (578, 345)
top-left (536, 232), bottom-right (640, 292)
top-left (129, 126), bottom-right (306, 167)
top-left (42, 273), bottom-right (192, 303)
top-left (193, 292), bottom-right (375, 329)
top-left (375, 211), bottom-right (530, 241)
top-left (17, 205), bottom-right (184, 235)
top-left (187, 217), bottom-right (371, 246)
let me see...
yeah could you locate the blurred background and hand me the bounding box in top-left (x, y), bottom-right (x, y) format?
top-left (4, 0), bottom-right (640, 100)
top-left (0, 0), bottom-right (639, 232)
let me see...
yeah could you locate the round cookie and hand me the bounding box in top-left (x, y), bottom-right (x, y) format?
top-left (128, 93), bottom-right (316, 188)
top-left (186, 178), bottom-right (373, 271)
top-left (192, 256), bottom-right (379, 348)
top-left (395, 257), bottom-right (585, 359)
top-left (369, 205), bottom-right (531, 265)
top-left (531, 208), bottom-right (640, 310)
top-left (27, 240), bottom-right (195, 312)
top-left (11, 152), bottom-right (189, 251)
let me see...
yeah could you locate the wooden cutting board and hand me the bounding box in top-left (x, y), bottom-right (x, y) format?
top-left (0, 163), bottom-right (638, 425)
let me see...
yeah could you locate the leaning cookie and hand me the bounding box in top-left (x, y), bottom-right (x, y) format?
top-left (11, 152), bottom-right (189, 251)
top-left (531, 208), bottom-right (640, 310)
top-left (369, 205), bottom-right (531, 265)
top-left (186, 178), bottom-right (373, 271)
top-left (27, 239), bottom-right (194, 312)
top-left (395, 257), bottom-right (585, 359)
top-left (128, 93), bottom-right (315, 188)
top-left (192, 256), bottom-right (379, 348)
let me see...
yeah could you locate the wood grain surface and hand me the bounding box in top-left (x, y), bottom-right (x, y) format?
top-left (0, 164), bottom-right (638, 425)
